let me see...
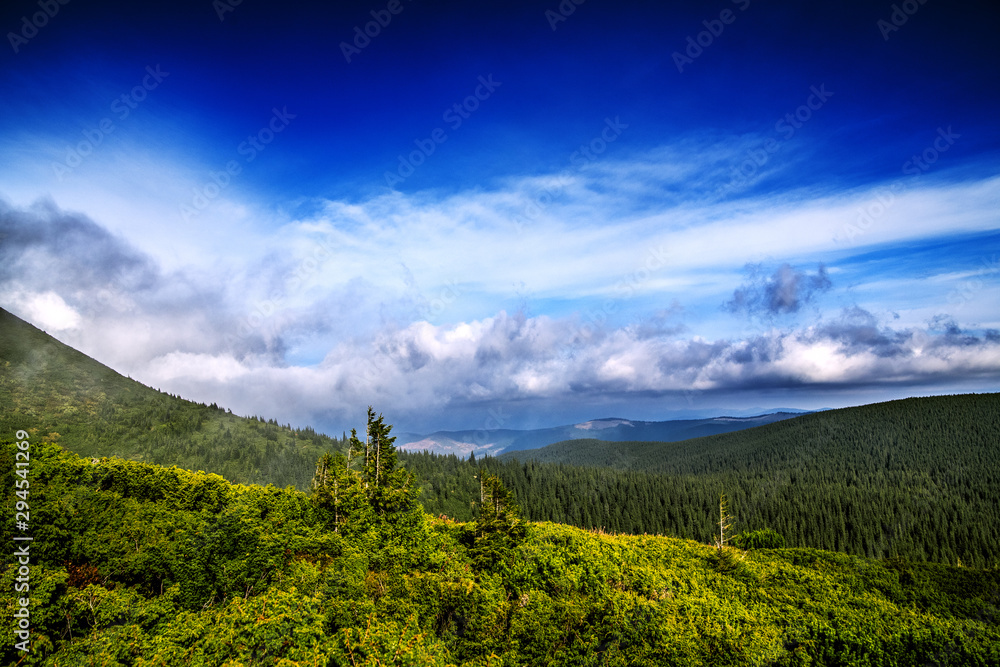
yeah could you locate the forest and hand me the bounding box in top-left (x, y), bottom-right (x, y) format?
top-left (4, 308), bottom-right (1000, 568)
top-left (3, 413), bottom-right (1000, 665)
top-left (0, 306), bottom-right (343, 489)
top-left (403, 393), bottom-right (1000, 568)
top-left (5, 307), bottom-right (1000, 662)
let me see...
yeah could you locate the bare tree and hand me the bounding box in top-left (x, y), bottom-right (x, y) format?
top-left (716, 492), bottom-right (734, 550)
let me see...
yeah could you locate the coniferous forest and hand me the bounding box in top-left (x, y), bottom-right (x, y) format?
top-left (4, 307), bottom-right (1000, 663)
top-left (4, 421), bottom-right (1000, 665)
top-left (403, 393), bottom-right (1000, 568)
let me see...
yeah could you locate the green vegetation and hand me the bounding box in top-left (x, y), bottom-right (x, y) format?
top-left (404, 392), bottom-right (1000, 567)
top-left (6, 306), bottom-right (1000, 662)
top-left (5, 307), bottom-right (1000, 567)
top-left (4, 430), bottom-right (1000, 665)
top-left (0, 307), bottom-right (343, 488)
top-left (732, 528), bottom-right (787, 550)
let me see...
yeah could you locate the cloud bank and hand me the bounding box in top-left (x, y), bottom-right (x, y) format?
top-left (2, 155), bottom-right (998, 431)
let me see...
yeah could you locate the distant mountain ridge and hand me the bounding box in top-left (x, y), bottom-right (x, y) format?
top-left (398, 411), bottom-right (807, 457)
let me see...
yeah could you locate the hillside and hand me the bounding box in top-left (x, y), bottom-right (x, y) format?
top-left (6, 307), bottom-right (1000, 567)
top-left (0, 307), bottom-right (342, 489)
top-left (404, 393), bottom-right (1000, 567)
top-left (3, 438), bottom-right (999, 665)
top-left (501, 393), bottom-right (1000, 477)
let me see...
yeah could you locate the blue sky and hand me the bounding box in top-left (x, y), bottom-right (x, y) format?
top-left (1, 0), bottom-right (998, 434)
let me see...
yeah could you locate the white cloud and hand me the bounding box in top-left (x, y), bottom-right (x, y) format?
top-left (2, 142), bottom-right (998, 430)
top-left (7, 290), bottom-right (81, 331)
top-left (110, 308), bottom-right (1000, 430)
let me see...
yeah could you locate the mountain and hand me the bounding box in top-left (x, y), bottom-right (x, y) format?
top-left (8, 306), bottom-right (1000, 569)
top-left (398, 411), bottom-right (806, 457)
top-left (3, 437), bottom-right (999, 664)
top-left (497, 392), bottom-right (1000, 475)
top-left (0, 307), bottom-right (343, 489)
top-left (401, 392), bottom-right (1000, 567)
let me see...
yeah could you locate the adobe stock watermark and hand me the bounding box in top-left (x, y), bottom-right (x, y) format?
top-left (383, 75), bottom-right (501, 188)
top-left (92, 267), bottom-right (140, 314)
top-left (511, 116), bottom-right (628, 233)
top-left (837, 126), bottom-right (959, 244)
top-left (947, 255), bottom-right (999, 310)
top-left (358, 357), bottom-right (383, 393)
top-left (672, 0), bottom-right (751, 73)
top-left (547, 243), bottom-right (671, 368)
top-left (572, 243), bottom-right (672, 344)
top-left (340, 0), bottom-right (415, 63)
top-left (472, 407), bottom-right (510, 450)
top-left (224, 234), bottom-right (336, 349)
top-left (51, 65), bottom-right (169, 182)
top-left (180, 106), bottom-right (296, 221)
top-left (545, 0), bottom-right (586, 31)
top-left (12, 430), bottom-right (33, 653)
top-left (213, 0), bottom-right (244, 22)
top-left (7, 0), bottom-right (71, 54)
top-left (542, 243), bottom-right (672, 399)
top-left (716, 84), bottom-right (833, 195)
top-left (415, 279), bottom-right (464, 323)
top-left (877, 0), bottom-right (929, 41)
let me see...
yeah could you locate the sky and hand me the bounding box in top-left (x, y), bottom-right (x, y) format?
top-left (0, 0), bottom-right (998, 434)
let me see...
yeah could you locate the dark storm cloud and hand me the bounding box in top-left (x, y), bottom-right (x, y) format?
top-left (726, 335), bottom-right (785, 365)
top-left (813, 307), bottom-right (913, 358)
top-left (0, 198), bottom-right (287, 364)
top-left (630, 303), bottom-right (687, 340)
top-left (927, 315), bottom-right (982, 347)
top-left (725, 263), bottom-right (832, 317)
top-left (0, 197), bottom-right (158, 296)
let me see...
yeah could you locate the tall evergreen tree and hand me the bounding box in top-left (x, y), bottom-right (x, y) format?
top-left (367, 406), bottom-right (398, 488)
top-left (469, 472), bottom-right (527, 572)
top-left (310, 450), bottom-right (350, 532)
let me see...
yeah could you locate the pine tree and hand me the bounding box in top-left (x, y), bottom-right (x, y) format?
top-left (469, 472), bottom-right (527, 571)
top-left (367, 407), bottom-right (398, 488)
top-left (310, 450), bottom-right (349, 532)
top-left (354, 406), bottom-right (413, 516)
top-left (311, 452), bottom-right (333, 493)
top-left (348, 428), bottom-right (364, 477)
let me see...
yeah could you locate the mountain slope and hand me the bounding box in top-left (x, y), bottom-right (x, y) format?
top-left (499, 393), bottom-right (1000, 476)
top-left (0, 307), bottom-right (341, 488)
top-left (399, 393), bottom-right (1000, 566)
top-left (3, 439), bottom-right (999, 665)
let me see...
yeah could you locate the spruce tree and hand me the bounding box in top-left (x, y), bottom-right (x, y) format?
top-left (469, 472), bottom-right (527, 571)
top-left (311, 450), bottom-right (350, 532)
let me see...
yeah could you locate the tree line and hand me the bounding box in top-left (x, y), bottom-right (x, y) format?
top-left (401, 393), bottom-right (1000, 569)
